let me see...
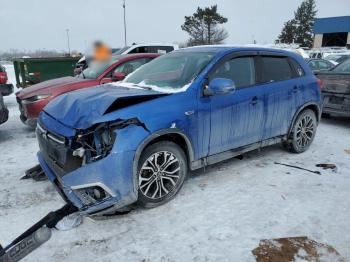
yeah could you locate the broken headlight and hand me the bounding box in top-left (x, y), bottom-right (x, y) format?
top-left (74, 123), bottom-right (117, 163)
top-left (72, 118), bottom-right (146, 163)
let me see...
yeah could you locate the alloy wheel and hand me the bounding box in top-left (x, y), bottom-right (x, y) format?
top-left (295, 114), bottom-right (315, 148)
top-left (139, 151), bottom-right (181, 199)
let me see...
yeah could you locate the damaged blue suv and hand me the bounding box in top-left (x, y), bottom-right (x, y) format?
top-left (36, 46), bottom-right (322, 215)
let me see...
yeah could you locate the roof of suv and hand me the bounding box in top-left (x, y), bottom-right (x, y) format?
top-left (179, 45), bottom-right (298, 55)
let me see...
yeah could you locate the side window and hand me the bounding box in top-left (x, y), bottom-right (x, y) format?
top-left (261, 56), bottom-right (293, 82)
top-left (148, 46), bottom-right (174, 54)
top-left (289, 58), bottom-right (305, 77)
top-left (318, 60), bottom-right (332, 70)
top-left (308, 60), bottom-right (318, 70)
top-left (210, 56), bottom-right (256, 88)
top-left (128, 46), bottom-right (149, 54)
top-left (112, 58), bottom-right (150, 76)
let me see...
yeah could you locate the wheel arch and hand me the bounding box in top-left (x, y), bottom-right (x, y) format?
top-left (288, 102), bottom-right (321, 137)
top-left (132, 128), bottom-right (195, 181)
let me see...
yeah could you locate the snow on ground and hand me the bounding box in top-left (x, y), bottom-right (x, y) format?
top-left (0, 65), bottom-right (350, 261)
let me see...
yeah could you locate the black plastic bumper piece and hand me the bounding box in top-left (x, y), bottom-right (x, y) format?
top-left (0, 204), bottom-right (78, 262)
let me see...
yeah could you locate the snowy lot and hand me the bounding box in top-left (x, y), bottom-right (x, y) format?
top-left (0, 64), bottom-right (350, 261)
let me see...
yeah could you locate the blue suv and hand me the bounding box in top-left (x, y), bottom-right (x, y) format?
top-left (36, 46), bottom-right (322, 215)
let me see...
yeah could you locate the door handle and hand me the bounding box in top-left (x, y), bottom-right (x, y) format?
top-left (250, 96), bottom-right (258, 105)
top-left (185, 110), bottom-right (195, 116)
top-left (292, 86), bottom-right (299, 93)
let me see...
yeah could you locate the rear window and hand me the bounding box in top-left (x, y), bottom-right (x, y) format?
top-left (261, 56), bottom-right (293, 82)
top-left (332, 59), bottom-right (350, 73)
top-left (0, 66), bottom-right (4, 72)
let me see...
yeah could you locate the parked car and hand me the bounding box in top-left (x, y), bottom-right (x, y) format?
top-left (0, 65), bottom-right (8, 85)
top-left (75, 43), bottom-right (178, 74)
top-left (16, 53), bottom-right (160, 127)
top-left (0, 65), bottom-right (14, 95)
top-left (324, 53), bottom-right (350, 65)
top-left (316, 58), bottom-right (350, 117)
top-left (0, 93), bottom-right (9, 125)
top-left (35, 46), bottom-right (322, 215)
top-left (0, 65), bottom-right (12, 125)
top-left (306, 58), bottom-right (335, 73)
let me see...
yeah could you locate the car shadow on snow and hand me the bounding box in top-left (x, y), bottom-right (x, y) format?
top-left (189, 144), bottom-right (284, 179)
top-left (321, 116), bottom-right (350, 129)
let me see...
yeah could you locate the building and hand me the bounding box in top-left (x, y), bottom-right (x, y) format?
top-left (313, 16), bottom-right (350, 48)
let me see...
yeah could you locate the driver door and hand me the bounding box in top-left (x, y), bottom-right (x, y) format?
top-left (206, 54), bottom-right (265, 155)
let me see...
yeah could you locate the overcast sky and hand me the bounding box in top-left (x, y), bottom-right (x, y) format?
top-left (0, 0), bottom-right (349, 52)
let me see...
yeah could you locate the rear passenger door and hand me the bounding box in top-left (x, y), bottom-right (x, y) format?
top-left (258, 54), bottom-right (299, 139)
top-left (207, 53), bottom-right (265, 155)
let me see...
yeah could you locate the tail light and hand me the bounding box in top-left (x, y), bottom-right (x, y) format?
top-left (316, 78), bottom-right (323, 91)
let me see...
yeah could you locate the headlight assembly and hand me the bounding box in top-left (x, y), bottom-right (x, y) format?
top-left (23, 94), bottom-right (51, 103)
top-left (74, 123), bottom-right (117, 163)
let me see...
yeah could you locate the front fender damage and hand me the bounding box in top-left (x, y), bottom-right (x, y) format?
top-left (48, 117), bottom-right (152, 215)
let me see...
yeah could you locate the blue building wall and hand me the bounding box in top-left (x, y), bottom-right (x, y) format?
top-left (314, 16), bottom-right (350, 34)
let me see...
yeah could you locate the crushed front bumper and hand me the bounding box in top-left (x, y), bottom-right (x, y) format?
top-left (37, 149), bottom-right (137, 215)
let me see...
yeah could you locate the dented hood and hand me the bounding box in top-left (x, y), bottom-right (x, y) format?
top-left (43, 84), bottom-right (163, 129)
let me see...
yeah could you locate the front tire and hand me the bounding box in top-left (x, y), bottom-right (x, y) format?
top-left (137, 141), bottom-right (187, 208)
top-left (287, 109), bottom-right (317, 153)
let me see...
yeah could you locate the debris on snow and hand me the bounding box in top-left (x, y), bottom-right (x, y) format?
top-left (316, 163), bottom-right (337, 172)
top-left (252, 236), bottom-right (345, 262)
top-left (55, 213), bottom-right (83, 231)
top-left (274, 162), bottom-right (321, 175)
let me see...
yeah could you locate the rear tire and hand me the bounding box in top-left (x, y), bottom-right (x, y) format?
top-left (137, 141), bottom-right (187, 208)
top-left (286, 109), bottom-right (317, 153)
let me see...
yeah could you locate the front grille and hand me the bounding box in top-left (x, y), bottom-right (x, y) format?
top-left (36, 123), bottom-right (82, 178)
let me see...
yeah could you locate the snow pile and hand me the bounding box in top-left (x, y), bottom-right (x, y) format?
top-left (113, 81), bottom-right (192, 94)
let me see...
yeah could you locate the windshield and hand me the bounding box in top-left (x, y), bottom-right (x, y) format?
top-left (332, 59), bottom-right (350, 73)
top-left (325, 55), bottom-right (341, 61)
top-left (124, 52), bottom-right (214, 92)
top-left (80, 57), bottom-right (119, 79)
top-left (113, 46), bottom-right (131, 55)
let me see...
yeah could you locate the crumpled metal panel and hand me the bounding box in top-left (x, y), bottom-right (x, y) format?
top-left (43, 84), bottom-right (163, 129)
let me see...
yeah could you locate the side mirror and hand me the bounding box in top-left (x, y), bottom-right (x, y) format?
top-left (112, 72), bottom-right (126, 82)
top-left (204, 78), bottom-right (236, 96)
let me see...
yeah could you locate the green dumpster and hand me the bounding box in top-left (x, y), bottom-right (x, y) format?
top-left (13, 56), bottom-right (81, 88)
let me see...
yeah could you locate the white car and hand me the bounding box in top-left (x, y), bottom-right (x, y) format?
top-left (324, 53), bottom-right (350, 65)
top-left (114, 43), bottom-right (178, 55)
top-left (77, 43), bottom-right (178, 71)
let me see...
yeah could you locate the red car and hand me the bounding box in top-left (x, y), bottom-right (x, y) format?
top-left (16, 53), bottom-right (160, 127)
top-left (0, 65), bottom-right (8, 85)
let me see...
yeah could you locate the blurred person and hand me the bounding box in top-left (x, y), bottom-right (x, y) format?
top-left (93, 41), bottom-right (111, 62)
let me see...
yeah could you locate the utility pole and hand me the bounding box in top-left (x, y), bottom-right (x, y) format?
top-left (123, 0), bottom-right (127, 46)
top-left (66, 29), bottom-right (71, 55)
